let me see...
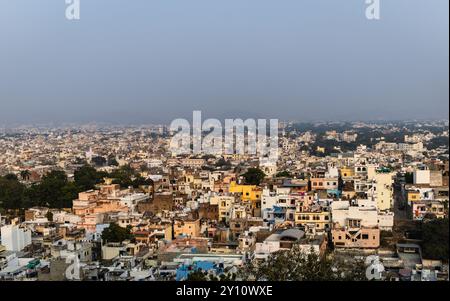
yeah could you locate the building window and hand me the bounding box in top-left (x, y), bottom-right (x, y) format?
top-left (362, 234), bottom-right (369, 240)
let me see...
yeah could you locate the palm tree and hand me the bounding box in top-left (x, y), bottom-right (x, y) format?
top-left (20, 170), bottom-right (31, 181)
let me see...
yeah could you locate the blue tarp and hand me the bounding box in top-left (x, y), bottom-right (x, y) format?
top-left (175, 261), bottom-right (217, 281)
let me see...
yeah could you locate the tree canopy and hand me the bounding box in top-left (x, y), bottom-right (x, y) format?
top-left (275, 170), bottom-right (291, 178)
top-left (238, 246), bottom-right (366, 281)
top-left (74, 165), bottom-right (104, 191)
top-left (101, 223), bottom-right (133, 243)
top-left (0, 175), bottom-right (26, 209)
top-left (0, 164), bottom-right (151, 210)
top-left (421, 218), bottom-right (449, 262)
top-left (241, 168), bottom-right (266, 185)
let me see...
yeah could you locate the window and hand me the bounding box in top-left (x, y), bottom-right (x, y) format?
top-left (362, 234), bottom-right (369, 240)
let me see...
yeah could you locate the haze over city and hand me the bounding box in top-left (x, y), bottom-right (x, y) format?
top-left (0, 0), bottom-right (448, 126)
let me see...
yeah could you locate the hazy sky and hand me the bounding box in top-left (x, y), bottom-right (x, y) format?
top-left (0, 0), bottom-right (448, 125)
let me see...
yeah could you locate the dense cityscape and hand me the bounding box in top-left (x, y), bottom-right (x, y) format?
top-left (0, 1), bottom-right (447, 297)
top-left (0, 120), bottom-right (448, 281)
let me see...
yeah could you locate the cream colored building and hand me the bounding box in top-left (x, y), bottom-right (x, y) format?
top-left (369, 171), bottom-right (394, 211)
top-left (173, 218), bottom-right (201, 238)
top-left (210, 195), bottom-right (235, 222)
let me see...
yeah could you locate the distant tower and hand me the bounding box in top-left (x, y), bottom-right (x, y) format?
top-left (85, 147), bottom-right (94, 162)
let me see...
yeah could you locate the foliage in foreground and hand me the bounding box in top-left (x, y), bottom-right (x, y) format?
top-left (184, 246), bottom-right (367, 281)
top-left (421, 218), bottom-right (449, 262)
top-left (238, 246), bottom-right (367, 281)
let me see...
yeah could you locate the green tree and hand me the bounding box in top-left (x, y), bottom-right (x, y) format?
top-left (214, 158), bottom-right (232, 169)
top-left (101, 223), bottom-right (133, 243)
top-left (132, 176), bottom-right (152, 188)
top-left (20, 170), bottom-right (31, 181)
top-left (239, 246), bottom-right (366, 281)
top-left (107, 156), bottom-right (119, 166)
top-left (186, 269), bottom-right (208, 281)
top-left (46, 211), bottom-right (53, 222)
top-left (241, 168), bottom-right (266, 185)
top-left (109, 165), bottom-right (135, 188)
top-left (91, 156), bottom-right (107, 167)
top-left (421, 218), bottom-right (449, 262)
top-left (60, 182), bottom-right (80, 208)
top-left (404, 172), bottom-right (414, 184)
top-left (275, 171), bottom-right (291, 178)
top-left (4, 174), bottom-right (18, 181)
top-left (74, 165), bottom-right (103, 191)
top-left (0, 175), bottom-right (26, 209)
top-left (33, 170), bottom-right (74, 208)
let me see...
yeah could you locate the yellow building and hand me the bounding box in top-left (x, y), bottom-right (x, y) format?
top-left (340, 167), bottom-right (354, 179)
top-left (211, 195), bottom-right (234, 222)
top-left (374, 172), bottom-right (394, 211)
top-left (184, 174), bottom-right (194, 184)
top-left (294, 211), bottom-right (331, 231)
top-left (407, 191), bottom-right (420, 202)
top-left (173, 218), bottom-right (201, 238)
top-left (229, 181), bottom-right (261, 202)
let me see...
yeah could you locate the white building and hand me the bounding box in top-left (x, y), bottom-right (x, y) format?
top-left (254, 229), bottom-right (305, 260)
top-left (0, 225), bottom-right (32, 252)
top-left (331, 200), bottom-right (394, 231)
top-left (119, 193), bottom-right (150, 212)
top-left (413, 169), bottom-right (431, 185)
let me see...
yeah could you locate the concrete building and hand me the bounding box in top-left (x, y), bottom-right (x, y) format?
top-left (414, 169), bottom-right (431, 185)
top-left (0, 225), bottom-right (32, 252)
